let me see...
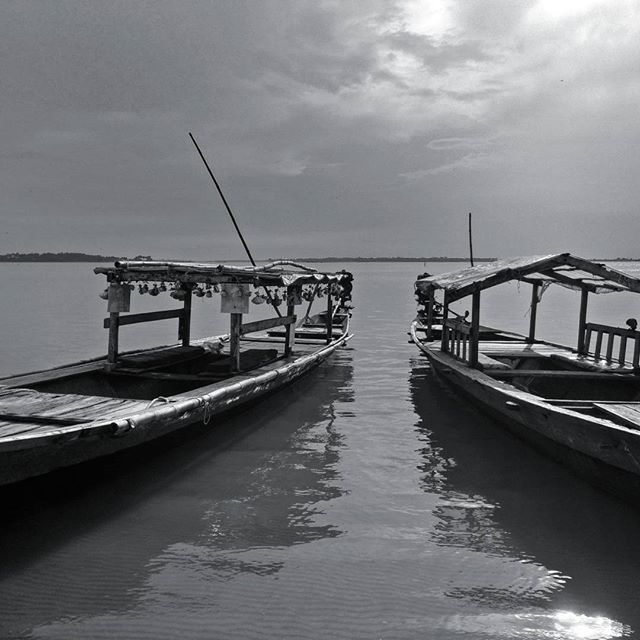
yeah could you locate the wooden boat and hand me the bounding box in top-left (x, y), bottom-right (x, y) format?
top-left (410, 253), bottom-right (640, 506)
top-left (0, 260), bottom-right (353, 486)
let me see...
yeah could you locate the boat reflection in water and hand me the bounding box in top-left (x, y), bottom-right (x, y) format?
top-left (0, 351), bottom-right (354, 639)
top-left (410, 359), bottom-right (638, 639)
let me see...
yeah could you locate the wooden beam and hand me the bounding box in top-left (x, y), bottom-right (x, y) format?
top-left (528, 283), bottom-right (539, 344)
top-left (180, 288), bottom-right (192, 347)
top-left (326, 294), bottom-right (333, 344)
top-left (107, 312), bottom-right (119, 365)
top-left (230, 313), bottom-right (242, 372)
top-left (0, 413), bottom-right (85, 426)
top-left (490, 369), bottom-right (637, 380)
top-left (576, 289), bottom-right (588, 355)
top-left (240, 315), bottom-right (296, 335)
top-left (426, 294), bottom-right (435, 341)
top-left (538, 269), bottom-right (598, 293)
top-left (440, 291), bottom-right (450, 352)
top-left (469, 288), bottom-right (480, 367)
top-left (564, 255), bottom-right (640, 293)
top-left (285, 303), bottom-right (295, 356)
top-left (104, 308), bottom-right (184, 328)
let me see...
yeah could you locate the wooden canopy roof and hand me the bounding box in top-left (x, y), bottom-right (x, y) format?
top-left (95, 260), bottom-right (352, 287)
top-left (415, 253), bottom-right (640, 302)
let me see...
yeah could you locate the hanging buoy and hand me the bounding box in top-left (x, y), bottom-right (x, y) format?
top-left (99, 288), bottom-right (109, 300)
top-left (251, 293), bottom-right (265, 304)
top-left (205, 290), bottom-right (213, 298)
top-left (159, 282), bottom-right (167, 292)
top-left (149, 285), bottom-right (160, 296)
top-left (272, 293), bottom-right (282, 306)
top-left (194, 288), bottom-right (205, 297)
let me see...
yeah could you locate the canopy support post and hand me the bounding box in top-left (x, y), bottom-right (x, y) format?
top-left (470, 289), bottom-right (480, 368)
top-left (426, 289), bottom-right (435, 340)
top-left (180, 287), bottom-right (192, 347)
top-left (528, 283), bottom-right (539, 343)
top-left (230, 313), bottom-right (242, 371)
top-left (326, 291), bottom-right (333, 344)
top-left (441, 291), bottom-right (450, 353)
top-left (107, 312), bottom-right (119, 368)
top-left (577, 288), bottom-right (589, 355)
top-left (285, 300), bottom-right (296, 356)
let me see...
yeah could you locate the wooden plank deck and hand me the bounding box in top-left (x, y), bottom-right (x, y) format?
top-left (0, 341), bottom-right (328, 441)
top-left (0, 388), bottom-right (148, 439)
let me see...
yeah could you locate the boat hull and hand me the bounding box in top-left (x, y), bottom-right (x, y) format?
top-left (0, 335), bottom-right (351, 486)
top-left (420, 343), bottom-right (640, 506)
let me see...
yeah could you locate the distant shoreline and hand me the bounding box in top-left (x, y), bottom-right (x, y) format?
top-left (0, 252), bottom-right (638, 263)
top-left (0, 252), bottom-right (147, 263)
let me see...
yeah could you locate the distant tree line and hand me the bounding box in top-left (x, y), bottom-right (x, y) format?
top-left (0, 252), bottom-right (151, 262)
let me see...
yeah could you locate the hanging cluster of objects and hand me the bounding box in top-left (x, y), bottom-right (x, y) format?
top-left (100, 277), bottom-right (353, 308)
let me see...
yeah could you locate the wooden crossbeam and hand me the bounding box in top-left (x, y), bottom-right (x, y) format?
top-left (103, 308), bottom-right (184, 328)
top-left (240, 315), bottom-right (296, 336)
top-left (490, 370), bottom-right (637, 380)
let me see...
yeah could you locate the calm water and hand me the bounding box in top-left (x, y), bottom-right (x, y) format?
top-left (1, 261), bottom-right (640, 639)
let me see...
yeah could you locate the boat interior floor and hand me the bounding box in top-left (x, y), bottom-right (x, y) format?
top-left (433, 340), bottom-right (640, 403)
top-left (0, 340), bottom-right (332, 437)
top-left (4, 344), bottom-right (293, 402)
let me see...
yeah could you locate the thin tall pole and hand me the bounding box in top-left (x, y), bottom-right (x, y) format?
top-left (468, 212), bottom-right (474, 267)
top-left (189, 132), bottom-right (281, 317)
top-left (189, 132), bottom-right (256, 266)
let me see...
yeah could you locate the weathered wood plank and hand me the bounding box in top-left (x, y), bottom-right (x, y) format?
top-left (0, 389), bottom-right (146, 425)
top-left (241, 315), bottom-right (295, 335)
top-left (594, 403), bottom-right (640, 429)
top-left (490, 370), bottom-right (638, 380)
top-left (116, 345), bottom-right (204, 371)
top-left (230, 313), bottom-right (242, 372)
top-left (180, 289), bottom-right (192, 347)
top-left (0, 413), bottom-right (85, 426)
top-left (477, 354), bottom-right (511, 370)
top-left (0, 422), bottom-right (55, 436)
top-left (0, 361), bottom-right (105, 388)
top-left (104, 308), bottom-right (184, 328)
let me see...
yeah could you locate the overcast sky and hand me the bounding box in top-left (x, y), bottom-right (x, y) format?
top-left (1, 0), bottom-right (639, 260)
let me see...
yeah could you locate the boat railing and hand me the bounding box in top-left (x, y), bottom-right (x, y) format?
top-left (443, 318), bottom-right (471, 363)
top-left (581, 322), bottom-right (640, 367)
top-left (104, 308), bottom-right (191, 369)
top-left (239, 315), bottom-right (296, 336)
